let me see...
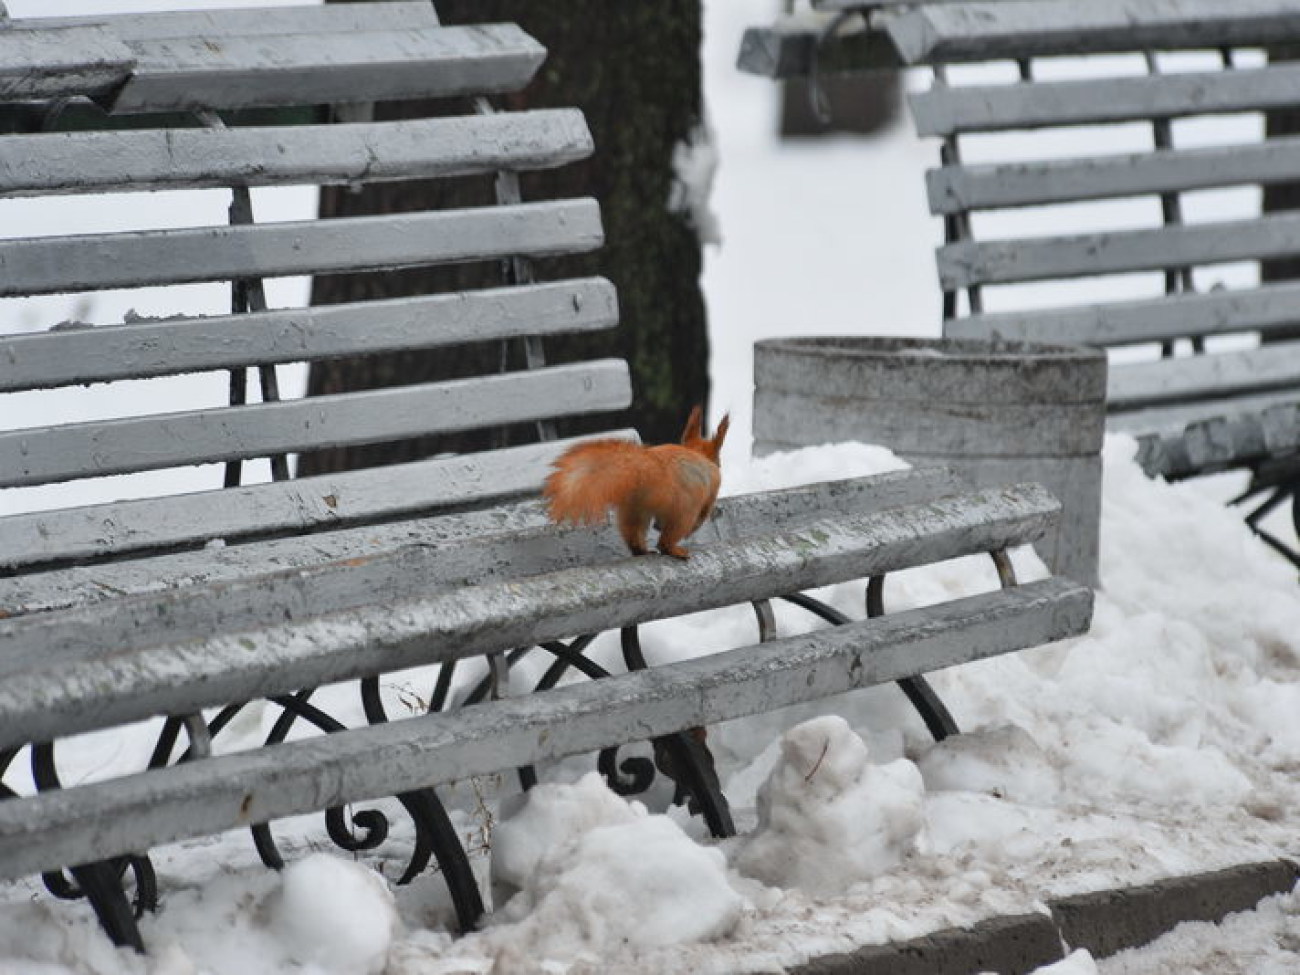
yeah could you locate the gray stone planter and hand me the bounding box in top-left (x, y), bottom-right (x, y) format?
top-left (753, 336), bottom-right (1107, 585)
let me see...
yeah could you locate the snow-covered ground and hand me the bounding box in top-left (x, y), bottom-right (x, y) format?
top-left (2, 2), bottom-right (1299, 973)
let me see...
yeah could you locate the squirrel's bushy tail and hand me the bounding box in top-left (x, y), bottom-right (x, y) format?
top-left (543, 438), bottom-right (643, 525)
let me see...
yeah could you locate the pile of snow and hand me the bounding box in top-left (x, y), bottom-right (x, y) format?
top-left (733, 715), bottom-right (925, 895)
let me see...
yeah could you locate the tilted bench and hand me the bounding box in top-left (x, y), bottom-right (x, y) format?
top-left (879, 0), bottom-right (1300, 563)
top-left (0, 3), bottom-right (1094, 951)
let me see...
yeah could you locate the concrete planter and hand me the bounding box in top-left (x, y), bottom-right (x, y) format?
top-left (753, 336), bottom-right (1107, 585)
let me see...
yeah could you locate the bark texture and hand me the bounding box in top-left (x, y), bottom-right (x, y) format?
top-left (299, 0), bottom-right (709, 475)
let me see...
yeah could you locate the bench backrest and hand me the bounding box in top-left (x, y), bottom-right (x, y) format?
top-left (884, 0), bottom-right (1300, 473)
top-left (0, 3), bottom-right (631, 572)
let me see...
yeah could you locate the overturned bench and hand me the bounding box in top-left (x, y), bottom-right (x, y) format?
top-left (0, 2), bottom-right (1094, 951)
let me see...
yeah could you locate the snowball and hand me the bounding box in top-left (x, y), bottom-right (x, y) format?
top-left (488, 775), bottom-right (742, 956)
top-left (268, 854), bottom-right (398, 975)
top-left (733, 716), bottom-right (925, 896)
top-left (490, 771), bottom-right (641, 898)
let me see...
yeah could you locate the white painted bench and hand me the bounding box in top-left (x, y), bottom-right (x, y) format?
top-left (741, 0), bottom-right (1300, 565)
top-left (879, 0), bottom-right (1300, 563)
top-left (0, 3), bottom-right (1094, 951)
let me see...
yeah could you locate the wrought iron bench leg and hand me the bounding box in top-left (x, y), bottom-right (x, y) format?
top-left (68, 861), bottom-right (146, 953)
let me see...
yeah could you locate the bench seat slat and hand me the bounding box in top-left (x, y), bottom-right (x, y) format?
top-left (1108, 388), bottom-right (1300, 442)
top-left (0, 360), bottom-right (631, 488)
top-left (945, 281), bottom-right (1300, 348)
top-left (0, 468), bottom-right (970, 613)
top-left (15, 3), bottom-right (440, 41)
top-left (0, 470), bottom-right (973, 646)
top-left (2, 278), bottom-right (617, 391)
top-left (0, 576), bottom-right (1091, 882)
top-left (927, 136), bottom-right (1300, 215)
top-left (0, 111), bottom-right (593, 199)
top-left (1107, 343), bottom-right (1300, 412)
top-left (908, 64), bottom-right (1300, 138)
top-left (0, 480), bottom-right (1063, 747)
top-left (0, 24), bottom-right (134, 101)
top-left (938, 211), bottom-right (1300, 290)
top-left (0, 432), bottom-right (638, 573)
top-left (0, 199), bottom-right (603, 297)
top-left (883, 0), bottom-right (1300, 66)
top-left (109, 24), bottom-right (545, 113)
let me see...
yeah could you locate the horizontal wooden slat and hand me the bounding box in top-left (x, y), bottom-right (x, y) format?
top-left (883, 0), bottom-right (1300, 66)
top-left (909, 64), bottom-right (1300, 138)
top-left (1109, 388), bottom-right (1300, 442)
top-left (0, 360), bottom-right (631, 488)
top-left (0, 481), bottom-right (1064, 747)
top-left (927, 136), bottom-right (1300, 215)
top-left (0, 110), bottom-right (592, 198)
top-left (945, 282), bottom-right (1300, 347)
top-left (0, 468), bottom-right (970, 613)
top-left (14, 3), bottom-right (440, 40)
top-left (1107, 342), bottom-right (1300, 411)
top-left (0, 432), bottom-right (638, 572)
top-left (0, 470), bottom-right (973, 648)
top-left (0, 577), bottom-right (1092, 882)
top-left (938, 211), bottom-right (1300, 290)
top-left (1, 278), bottom-right (617, 391)
top-left (109, 23), bottom-right (545, 113)
top-left (0, 24), bottom-right (133, 101)
top-left (0, 198), bottom-right (603, 297)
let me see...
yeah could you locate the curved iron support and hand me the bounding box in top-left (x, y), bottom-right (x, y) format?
top-left (620, 626), bottom-right (735, 838)
top-left (31, 742), bottom-right (155, 951)
top-left (751, 598), bottom-right (778, 642)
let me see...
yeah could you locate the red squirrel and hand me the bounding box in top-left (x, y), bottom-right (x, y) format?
top-left (543, 406), bottom-right (730, 559)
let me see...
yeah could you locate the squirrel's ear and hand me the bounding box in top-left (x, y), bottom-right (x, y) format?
top-left (681, 405), bottom-right (704, 443)
top-left (713, 413), bottom-right (731, 449)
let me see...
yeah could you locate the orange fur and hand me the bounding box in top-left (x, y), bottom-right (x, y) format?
top-left (543, 406), bottom-right (731, 559)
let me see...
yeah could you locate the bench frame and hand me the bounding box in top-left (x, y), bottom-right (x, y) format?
top-left (0, 3), bottom-right (1094, 952)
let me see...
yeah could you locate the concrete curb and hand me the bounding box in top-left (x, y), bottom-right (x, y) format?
top-left (789, 859), bottom-right (1299, 975)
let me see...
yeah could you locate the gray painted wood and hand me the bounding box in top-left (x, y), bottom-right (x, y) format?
top-left (0, 111), bottom-right (592, 198)
top-left (0, 433), bottom-right (634, 572)
top-left (883, 0), bottom-right (1300, 66)
top-left (2, 278), bottom-right (617, 391)
top-left (0, 577), bottom-right (1092, 881)
top-left (0, 471), bottom-right (976, 652)
top-left (944, 282), bottom-right (1300, 348)
top-left (1107, 343), bottom-right (1300, 412)
top-left (937, 211), bottom-right (1300, 290)
top-left (1181, 404), bottom-right (1300, 471)
top-left (926, 137), bottom-right (1300, 215)
top-left (0, 467), bottom-right (969, 610)
top-left (0, 23), bottom-right (133, 100)
top-left (110, 24), bottom-right (545, 113)
top-left (0, 482), bottom-right (1062, 747)
top-left (15, 3), bottom-right (439, 40)
top-left (1108, 389), bottom-right (1300, 442)
top-left (909, 63), bottom-right (1300, 137)
top-left (0, 360), bottom-right (631, 488)
top-left (0, 199), bottom-right (603, 297)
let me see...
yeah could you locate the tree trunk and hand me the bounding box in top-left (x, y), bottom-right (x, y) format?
top-left (299, 1), bottom-right (709, 475)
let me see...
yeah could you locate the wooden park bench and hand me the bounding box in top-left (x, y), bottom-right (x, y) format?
top-left (886, 0), bottom-right (1300, 564)
top-left (740, 0), bottom-right (1300, 566)
top-left (0, 3), bottom-right (1093, 952)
